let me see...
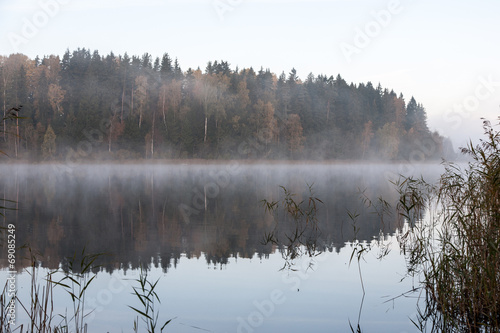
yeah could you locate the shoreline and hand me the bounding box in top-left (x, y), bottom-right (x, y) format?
top-left (0, 158), bottom-right (453, 166)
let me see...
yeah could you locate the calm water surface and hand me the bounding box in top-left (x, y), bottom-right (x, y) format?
top-left (0, 163), bottom-right (443, 332)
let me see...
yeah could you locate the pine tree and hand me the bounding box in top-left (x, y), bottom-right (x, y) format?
top-left (160, 53), bottom-right (173, 81)
top-left (405, 96), bottom-right (418, 131)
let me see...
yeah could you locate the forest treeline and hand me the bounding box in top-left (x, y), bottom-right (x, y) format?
top-left (0, 49), bottom-right (454, 161)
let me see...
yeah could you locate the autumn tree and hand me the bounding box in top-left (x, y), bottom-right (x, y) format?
top-left (285, 114), bottom-right (304, 157)
top-left (48, 83), bottom-right (65, 115)
top-left (252, 100), bottom-right (277, 152)
top-left (41, 124), bottom-right (56, 159)
top-left (239, 78), bottom-right (251, 105)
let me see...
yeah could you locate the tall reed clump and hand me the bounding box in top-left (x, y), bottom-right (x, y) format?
top-left (397, 118), bottom-right (500, 332)
top-left (52, 248), bottom-right (103, 333)
top-left (0, 247), bottom-right (58, 333)
top-left (0, 247), bottom-right (101, 333)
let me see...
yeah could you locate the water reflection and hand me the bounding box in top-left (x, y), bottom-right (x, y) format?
top-left (0, 163), bottom-right (446, 331)
top-left (0, 163), bottom-right (441, 272)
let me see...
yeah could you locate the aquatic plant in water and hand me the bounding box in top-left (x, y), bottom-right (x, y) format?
top-left (261, 183), bottom-right (323, 271)
top-left (129, 266), bottom-right (173, 333)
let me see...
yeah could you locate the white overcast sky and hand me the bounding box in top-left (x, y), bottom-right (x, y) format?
top-left (1, 0), bottom-right (499, 148)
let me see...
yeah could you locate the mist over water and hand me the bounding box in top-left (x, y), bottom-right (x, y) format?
top-left (0, 162), bottom-right (443, 270)
top-left (0, 162), bottom-right (445, 331)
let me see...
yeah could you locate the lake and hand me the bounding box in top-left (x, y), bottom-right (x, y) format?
top-left (0, 162), bottom-right (444, 332)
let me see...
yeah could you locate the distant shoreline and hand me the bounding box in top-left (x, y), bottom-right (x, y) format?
top-left (0, 158), bottom-right (450, 166)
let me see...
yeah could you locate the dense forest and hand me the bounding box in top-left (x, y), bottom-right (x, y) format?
top-left (0, 49), bottom-right (453, 161)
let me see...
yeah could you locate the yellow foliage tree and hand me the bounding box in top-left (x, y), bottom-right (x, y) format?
top-left (285, 114), bottom-right (305, 157)
top-left (48, 83), bottom-right (66, 115)
top-left (41, 124), bottom-right (56, 159)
